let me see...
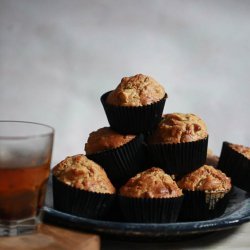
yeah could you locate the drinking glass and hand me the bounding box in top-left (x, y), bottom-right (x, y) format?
top-left (0, 121), bottom-right (54, 236)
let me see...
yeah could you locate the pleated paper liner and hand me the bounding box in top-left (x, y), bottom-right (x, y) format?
top-left (146, 136), bottom-right (208, 175)
top-left (87, 134), bottom-right (146, 188)
top-left (105, 195), bottom-right (123, 221)
top-left (178, 189), bottom-right (231, 221)
top-left (119, 195), bottom-right (183, 223)
top-left (101, 91), bottom-right (167, 134)
top-left (218, 142), bottom-right (250, 192)
top-left (52, 175), bottom-right (115, 219)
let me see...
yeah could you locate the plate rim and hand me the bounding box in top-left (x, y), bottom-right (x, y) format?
top-left (42, 187), bottom-right (250, 238)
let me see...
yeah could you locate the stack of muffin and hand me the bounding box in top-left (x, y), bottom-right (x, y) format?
top-left (52, 74), bottom-right (232, 223)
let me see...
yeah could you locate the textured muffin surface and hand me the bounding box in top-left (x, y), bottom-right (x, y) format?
top-left (106, 74), bottom-right (166, 107)
top-left (177, 165), bottom-right (231, 192)
top-left (85, 127), bottom-right (135, 154)
top-left (53, 154), bottom-right (115, 194)
top-left (229, 143), bottom-right (250, 160)
top-left (119, 167), bottom-right (183, 198)
top-left (148, 113), bottom-right (208, 144)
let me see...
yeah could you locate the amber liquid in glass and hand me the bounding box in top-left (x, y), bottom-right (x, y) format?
top-left (0, 163), bottom-right (50, 221)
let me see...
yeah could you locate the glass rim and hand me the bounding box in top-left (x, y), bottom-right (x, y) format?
top-left (0, 120), bottom-right (55, 140)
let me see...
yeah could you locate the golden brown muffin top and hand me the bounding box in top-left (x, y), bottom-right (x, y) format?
top-left (177, 165), bottom-right (231, 192)
top-left (148, 113), bottom-right (208, 144)
top-left (106, 74), bottom-right (166, 107)
top-left (85, 127), bottom-right (135, 155)
top-left (53, 154), bottom-right (116, 194)
top-left (229, 143), bottom-right (250, 160)
top-left (119, 167), bottom-right (183, 198)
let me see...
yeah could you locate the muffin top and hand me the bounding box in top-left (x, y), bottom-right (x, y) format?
top-left (148, 113), bottom-right (208, 144)
top-left (53, 154), bottom-right (116, 194)
top-left (119, 167), bottom-right (183, 198)
top-left (229, 143), bottom-right (250, 160)
top-left (106, 74), bottom-right (166, 107)
top-left (85, 127), bottom-right (135, 155)
top-left (177, 165), bottom-right (231, 192)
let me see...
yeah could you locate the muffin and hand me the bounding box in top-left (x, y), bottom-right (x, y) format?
top-left (119, 167), bottom-right (183, 223)
top-left (52, 154), bottom-right (116, 219)
top-left (106, 74), bottom-right (165, 107)
top-left (101, 74), bottom-right (167, 134)
top-left (177, 165), bottom-right (232, 221)
top-left (148, 113), bottom-right (208, 144)
top-left (85, 127), bottom-right (145, 187)
top-left (85, 127), bottom-right (135, 154)
top-left (218, 142), bottom-right (250, 192)
top-left (230, 143), bottom-right (250, 159)
top-left (146, 113), bottom-right (209, 174)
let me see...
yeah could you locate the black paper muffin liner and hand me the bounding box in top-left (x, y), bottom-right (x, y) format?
top-left (218, 142), bottom-right (250, 192)
top-left (146, 136), bottom-right (208, 175)
top-left (52, 175), bottom-right (115, 219)
top-left (178, 189), bottom-right (231, 221)
top-left (87, 134), bottom-right (145, 188)
top-left (105, 195), bottom-right (123, 221)
top-left (101, 91), bottom-right (167, 134)
top-left (118, 195), bottom-right (183, 223)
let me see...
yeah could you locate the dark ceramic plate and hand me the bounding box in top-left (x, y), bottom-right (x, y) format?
top-left (42, 178), bottom-right (250, 240)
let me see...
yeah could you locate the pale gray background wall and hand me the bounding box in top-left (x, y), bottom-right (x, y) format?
top-left (0, 0), bottom-right (249, 165)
